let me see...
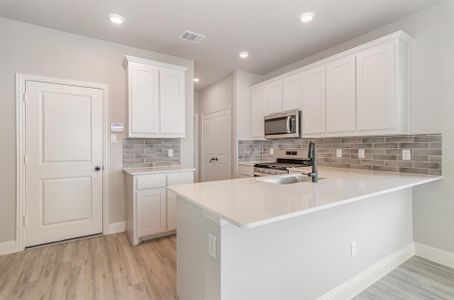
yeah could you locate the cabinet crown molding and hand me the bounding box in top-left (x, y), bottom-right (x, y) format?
top-left (124, 55), bottom-right (188, 72)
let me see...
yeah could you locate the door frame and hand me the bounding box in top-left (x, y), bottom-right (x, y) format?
top-left (200, 106), bottom-right (232, 182)
top-left (15, 74), bottom-right (109, 252)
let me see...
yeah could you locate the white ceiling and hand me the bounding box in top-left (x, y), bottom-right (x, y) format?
top-left (0, 0), bottom-right (444, 89)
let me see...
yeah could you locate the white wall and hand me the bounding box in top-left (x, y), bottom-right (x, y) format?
top-left (0, 18), bottom-right (194, 242)
top-left (198, 75), bottom-right (233, 114)
top-left (258, 1), bottom-right (454, 253)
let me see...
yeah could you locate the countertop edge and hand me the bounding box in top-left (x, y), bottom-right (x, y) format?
top-left (170, 175), bottom-right (442, 229)
top-left (123, 167), bottom-right (196, 175)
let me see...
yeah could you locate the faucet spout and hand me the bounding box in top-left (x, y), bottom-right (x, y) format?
top-left (307, 141), bottom-right (318, 183)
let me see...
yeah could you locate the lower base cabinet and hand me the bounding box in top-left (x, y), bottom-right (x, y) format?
top-left (124, 170), bottom-right (194, 246)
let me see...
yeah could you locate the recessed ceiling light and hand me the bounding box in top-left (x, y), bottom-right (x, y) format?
top-left (109, 14), bottom-right (125, 25)
top-left (299, 12), bottom-right (315, 23)
top-left (239, 51), bottom-right (250, 59)
top-left (193, 78), bottom-right (200, 83)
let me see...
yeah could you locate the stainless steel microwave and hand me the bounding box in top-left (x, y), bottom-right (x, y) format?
top-left (264, 109), bottom-right (301, 139)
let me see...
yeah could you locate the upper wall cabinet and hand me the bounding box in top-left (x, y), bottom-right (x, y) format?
top-left (249, 31), bottom-right (412, 139)
top-left (325, 55), bottom-right (356, 133)
top-left (126, 56), bottom-right (187, 138)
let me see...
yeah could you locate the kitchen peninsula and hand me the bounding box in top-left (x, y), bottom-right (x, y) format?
top-left (169, 167), bottom-right (441, 300)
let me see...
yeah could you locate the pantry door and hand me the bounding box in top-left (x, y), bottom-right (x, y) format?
top-left (25, 80), bottom-right (104, 247)
top-left (202, 108), bottom-right (232, 182)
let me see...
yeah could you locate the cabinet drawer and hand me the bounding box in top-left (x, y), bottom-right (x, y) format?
top-left (137, 174), bottom-right (166, 190)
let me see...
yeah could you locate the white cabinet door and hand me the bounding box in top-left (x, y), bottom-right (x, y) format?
top-left (160, 68), bottom-right (186, 136)
top-left (129, 62), bottom-right (160, 136)
top-left (326, 55), bottom-right (356, 133)
top-left (301, 66), bottom-right (326, 134)
top-left (266, 82), bottom-right (283, 114)
top-left (167, 172), bottom-right (194, 231)
top-left (251, 87), bottom-right (267, 139)
top-left (137, 188), bottom-right (166, 237)
top-left (282, 76), bottom-right (301, 111)
top-left (356, 43), bottom-right (395, 131)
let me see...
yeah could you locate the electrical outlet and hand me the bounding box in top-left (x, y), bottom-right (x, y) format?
top-left (168, 149), bottom-right (174, 157)
top-left (336, 149), bottom-right (342, 158)
top-left (270, 148), bottom-right (274, 155)
top-left (351, 241), bottom-right (357, 257)
top-left (110, 134), bottom-right (118, 144)
top-left (208, 233), bottom-right (217, 258)
top-left (358, 149), bottom-right (365, 159)
top-left (402, 149), bottom-right (411, 161)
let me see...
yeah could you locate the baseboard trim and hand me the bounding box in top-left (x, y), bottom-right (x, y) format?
top-left (0, 240), bottom-right (19, 256)
top-left (108, 222), bottom-right (126, 235)
top-left (415, 242), bottom-right (454, 269)
top-left (318, 243), bottom-right (415, 300)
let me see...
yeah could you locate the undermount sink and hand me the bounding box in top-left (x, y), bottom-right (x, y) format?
top-left (257, 175), bottom-right (319, 185)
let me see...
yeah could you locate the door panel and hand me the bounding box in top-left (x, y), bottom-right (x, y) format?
top-left (130, 62), bottom-right (160, 134)
top-left (326, 55), bottom-right (356, 132)
top-left (137, 188), bottom-right (166, 237)
top-left (266, 82), bottom-right (283, 114)
top-left (356, 43), bottom-right (395, 130)
top-left (202, 108), bottom-right (232, 182)
top-left (301, 66), bottom-right (326, 134)
top-left (282, 76), bottom-right (301, 111)
top-left (25, 81), bottom-right (103, 247)
top-left (160, 69), bottom-right (185, 135)
top-left (251, 88), bottom-right (266, 138)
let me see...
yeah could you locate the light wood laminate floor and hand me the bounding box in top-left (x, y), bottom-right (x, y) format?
top-left (355, 256), bottom-right (454, 300)
top-left (1, 233), bottom-right (454, 300)
top-left (0, 234), bottom-right (176, 300)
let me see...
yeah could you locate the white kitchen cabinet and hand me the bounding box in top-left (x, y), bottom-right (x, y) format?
top-left (124, 169), bottom-right (194, 246)
top-left (301, 66), bottom-right (326, 134)
top-left (325, 55), bottom-right (356, 133)
top-left (282, 75), bottom-right (301, 111)
top-left (356, 43), bottom-right (395, 131)
top-left (266, 81), bottom-right (283, 114)
top-left (126, 56), bottom-right (187, 138)
top-left (137, 188), bottom-right (166, 237)
top-left (249, 31), bottom-right (412, 138)
top-left (251, 87), bottom-right (267, 139)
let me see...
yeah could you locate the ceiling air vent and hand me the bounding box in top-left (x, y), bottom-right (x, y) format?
top-left (180, 31), bottom-right (206, 44)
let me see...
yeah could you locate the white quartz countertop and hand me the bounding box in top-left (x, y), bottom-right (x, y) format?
top-left (123, 166), bottom-right (195, 175)
top-left (169, 167), bottom-right (441, 228)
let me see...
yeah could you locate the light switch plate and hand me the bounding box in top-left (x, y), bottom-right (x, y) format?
top-left (402, 149), bottom-right (411, 161)
top-left (168, 149), bottom-right (174, 157)
top-left (336, 149), bottom-right (342, 158)
top-left (358, 149), bottom-right (365, 159)
top-left (208, 233), bottom-right (216, 258)
top-left (351, 241), bottom-right (357, 257)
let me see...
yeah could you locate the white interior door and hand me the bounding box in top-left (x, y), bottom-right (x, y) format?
top-left (202, 108), bottom-right (232, 182)
top-left (25, 81), bottom-right (103, 247)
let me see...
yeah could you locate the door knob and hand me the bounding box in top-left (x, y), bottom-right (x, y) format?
top-left (95, 166), bottom-right (102, 171)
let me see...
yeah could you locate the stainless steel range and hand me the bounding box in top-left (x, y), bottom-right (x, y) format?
top-left (253, 151), bottom-right (311, 177)
top-left (253, 142), bottom-right (319, 183)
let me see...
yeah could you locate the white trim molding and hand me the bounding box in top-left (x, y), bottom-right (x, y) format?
top-left (415, 242), bottom-right (454, 269)
top-left (108, 222), bottom-right (126, 234)
top-left (16, 74), bottom-right (110, 251)
top-left (0, 240), bottom-right (18, 256)
top-left (318, 243), bottom-right (415, 300)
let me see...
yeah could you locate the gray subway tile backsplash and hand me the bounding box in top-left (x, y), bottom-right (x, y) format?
top-left (238, 134), bottom-right (442, 175)
top-left (122, 138), bottom-right (181, 168)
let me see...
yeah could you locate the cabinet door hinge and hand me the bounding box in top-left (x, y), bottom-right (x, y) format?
top-left (23, 154), bottom-right (28, 165)
top-left (23, 93), bottom-right (28, 103)
top-left (22, 216), bottom-right (27, 227)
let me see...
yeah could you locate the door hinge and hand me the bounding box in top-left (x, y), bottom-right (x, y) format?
top-left (23, 93), bottom-right (28, 103)
top-left (22, 216), bottom-right (27, 227)
top-left (23, 154), bottom-right (28, 165)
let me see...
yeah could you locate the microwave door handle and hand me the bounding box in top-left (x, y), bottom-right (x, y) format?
top-left (286, 116), bottom-right (292, 133)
